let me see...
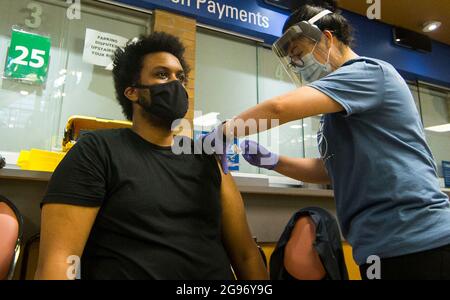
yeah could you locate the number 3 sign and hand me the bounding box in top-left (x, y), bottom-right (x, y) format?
top-left (4, 27), bottom-right (51, 85)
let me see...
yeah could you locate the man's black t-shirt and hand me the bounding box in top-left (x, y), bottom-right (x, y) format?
top-left (42, 128), bottom-right (234, 280)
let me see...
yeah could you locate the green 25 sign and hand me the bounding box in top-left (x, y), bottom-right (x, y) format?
top-left (4, 27), bottom-right (51, 85)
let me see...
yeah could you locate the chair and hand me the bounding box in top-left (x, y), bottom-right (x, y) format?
top-left (0, 195), bottom-right (23, 280)
top-left (253, 237), bottom-right (268, 267)
top-left (20, 233), bottom-right (40, 280)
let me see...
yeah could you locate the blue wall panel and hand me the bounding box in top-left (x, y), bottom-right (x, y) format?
top-left (115, 0), bottom-right (450, 87)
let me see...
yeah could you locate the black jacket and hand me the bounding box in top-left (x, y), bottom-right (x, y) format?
top-left (270, 207), bottom-right (349, 280)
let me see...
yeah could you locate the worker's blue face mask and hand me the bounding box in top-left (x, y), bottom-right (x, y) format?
top-left (295, 45), bottom-right (332, 84)
top-left (134, 80), bottom-right (189, 127)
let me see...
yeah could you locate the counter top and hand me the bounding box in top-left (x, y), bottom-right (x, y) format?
top-left (1, 166), bottom-right (449, 198)
top-left (0, 165), bottom-right (52, 182)
top-left (238, 185), bottom-right (334, 197)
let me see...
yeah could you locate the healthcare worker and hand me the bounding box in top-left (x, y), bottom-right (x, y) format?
top-left (206, 0), bottom-right (450, 279)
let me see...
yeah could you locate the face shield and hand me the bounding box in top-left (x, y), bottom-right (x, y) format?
top-left (273, 10), bottom-right (333, 86)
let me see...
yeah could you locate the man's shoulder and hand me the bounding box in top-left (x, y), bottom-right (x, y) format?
top-left (79, 128), bottom-right (128, 143)
top-left (72, 129), bottom-right (129, 155)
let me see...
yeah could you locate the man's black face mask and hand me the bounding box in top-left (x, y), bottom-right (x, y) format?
top-left (134, 80), bottom-right (189, 127)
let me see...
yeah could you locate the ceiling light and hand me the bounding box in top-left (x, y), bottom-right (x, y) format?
top-left (423, 21), bottom-right (442, 32)
top-left (290, 125), bottom-right (303, 129)
top-left (425, 123), bottom-right (450, 133)
top-left (53, 75), bottom-right (66, 88)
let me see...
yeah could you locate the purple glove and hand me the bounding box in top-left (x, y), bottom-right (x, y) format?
top-left (240, 140), bottom-right (279, 170)
top-left (200, 124), bottom-right (233, 174)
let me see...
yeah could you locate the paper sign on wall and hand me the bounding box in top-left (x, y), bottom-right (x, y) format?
top-left (4, 27), bottom-right (51, 85)
top-left (82, 29), bottom-right (128, 70)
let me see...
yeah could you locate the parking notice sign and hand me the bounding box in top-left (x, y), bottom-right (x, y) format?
top-left (4, 27), bottom-right (51, 85)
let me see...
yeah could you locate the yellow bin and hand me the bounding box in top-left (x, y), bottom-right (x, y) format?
top-left (63, 115), bottom-right (132, 152)
top-left (17, 116), bottom-right (132, 172)
top-left (17, 149), bottom-right (66, 172)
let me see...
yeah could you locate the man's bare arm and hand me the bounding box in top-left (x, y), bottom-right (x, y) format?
top-left (218, 161), bottom-right (269, 280)
top-left (35, 204), bottom-right (99, 280)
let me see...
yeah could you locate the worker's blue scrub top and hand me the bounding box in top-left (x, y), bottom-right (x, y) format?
top-left (309, 57), bottom-right (450, 265)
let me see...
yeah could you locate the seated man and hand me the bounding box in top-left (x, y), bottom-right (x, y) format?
top-left (35, 32), bottom-right (268, 280)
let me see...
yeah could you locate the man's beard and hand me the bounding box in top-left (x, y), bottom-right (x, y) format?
top-left (137, 95), bottom-right (173, 130)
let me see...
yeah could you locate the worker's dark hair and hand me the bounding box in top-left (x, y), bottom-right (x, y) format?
top-left (283, 0), bottom-right (353, 46)
top-left (112, 32), bottom-right (190, 121)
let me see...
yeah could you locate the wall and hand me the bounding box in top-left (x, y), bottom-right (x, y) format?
top-left (112, 0), bottom-right (450, 88)
top-left (153, 10), bottom-right (197, 137)
top-left (343, 11), bottom-right (450, 88)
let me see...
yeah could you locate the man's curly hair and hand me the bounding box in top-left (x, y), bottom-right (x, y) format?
top-left (112, 32), bottom-right (190, 121)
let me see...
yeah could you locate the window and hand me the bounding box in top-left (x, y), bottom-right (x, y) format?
top-left (407, 82), bottom-right (450, 179)
top-left (0, 0), bottom-right (149, 153)
top-left (195, 28), bottom-right (450, 182)
top-left (195, 29), bottom-right (259, 174)
top-left (196, 28), bottom-right (312, 175)
top-left (256, 46), bottom-right (305, 176)
top-left (417, 83), bottom-right (450, 178)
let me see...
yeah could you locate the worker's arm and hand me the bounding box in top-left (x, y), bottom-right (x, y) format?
top-left (240, 140), bottom-right (330, 184)
top-left (35, 204), bottom-right (99, 280)
top-left (275, 156), bottom-right (331, 184)
top-left (218, 162), bottom-right (269, 280)
top-left (225, 86), bottom-right (343, 136)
